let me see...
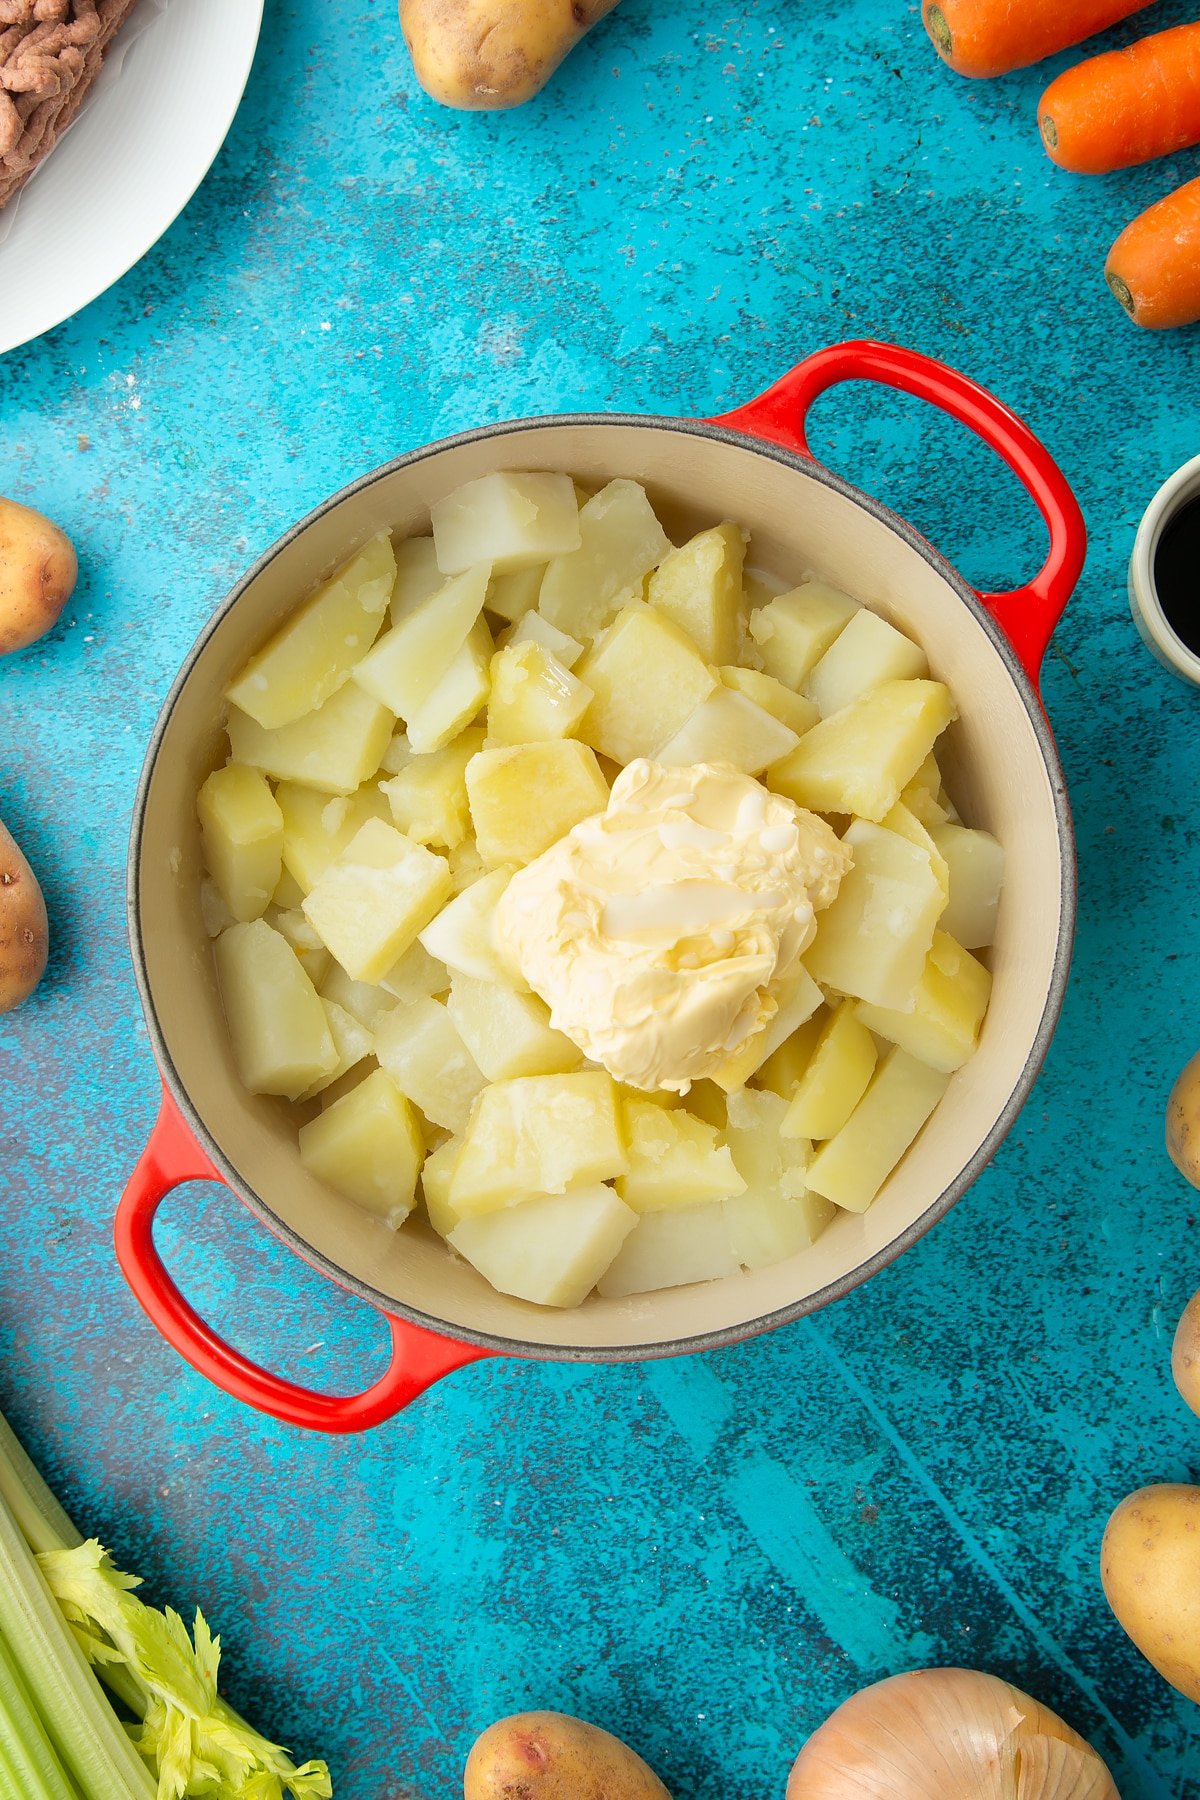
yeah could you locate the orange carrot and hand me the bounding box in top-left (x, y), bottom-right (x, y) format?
top-left (1106, 176), bottom-right (1200, 328)
top-left (1040, 24), bottom-right (1200, 171)
top-left (923, 0), bottom-right (1156, 78)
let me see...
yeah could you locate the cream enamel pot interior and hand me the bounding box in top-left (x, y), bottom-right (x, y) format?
top-left (118, 340), bottom-right (1086, 1433)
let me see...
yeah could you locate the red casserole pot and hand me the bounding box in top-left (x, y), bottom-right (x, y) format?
top-left (117, 340), bottom-right (1085, 1432)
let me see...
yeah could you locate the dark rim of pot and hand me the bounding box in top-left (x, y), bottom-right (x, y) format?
top-left (127, 412), bottom-right (1077, 1364)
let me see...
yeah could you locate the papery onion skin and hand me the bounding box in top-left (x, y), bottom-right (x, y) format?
top-left (786, 1668), bottom-right (1119, 1799)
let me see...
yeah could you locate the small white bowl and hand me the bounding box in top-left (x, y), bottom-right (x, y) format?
top-left (1129, 454), bottom-right (1200, 685)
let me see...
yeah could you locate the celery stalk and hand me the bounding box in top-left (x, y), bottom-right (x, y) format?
top-left (0, 1492), bottom-right (154, 1799)
top-left (0, 1619), bottom-right (82, 1800)
top-left (0, 1415), bottom-right (80, 1557)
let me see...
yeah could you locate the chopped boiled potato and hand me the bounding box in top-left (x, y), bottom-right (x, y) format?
top-left (302, 819), bottom-right (453, 982)
top-left (381, 727), bottom-right (484, 849)
top-left (404, 616), bottom-right (493, 754)
top-left (197, 764), bottom-right (283, 923)
top-left (709, 966), bottom-right (825, 1093)
top-left (466, 740), bottom-right (609, 866)
top-left (378, 938), bottom-right (450, 1004)
top-left (447, 837), bottom-right (487, 892)
top-left (539, 480), bottom-right (672, 640)
top-left (748, 581), bottom-right (859, 687)
top-left (930, 823), bottom-right (1004, 949)
top-left (806, 607), bottom-right (928, 717)
top-left (450, 1186), bottom-right (637, 1309)
top-left (881, 799), bottom-right (950, 903)
top-left (722, 1088), bottom-right (833, 1268)
top-left (769, 679), bottom-right (956, 822)
top-left (228, 681), bottom-right (394, 796)
top-left (296, 999), bottom-right (375, 1100)
top-left (806, 820), bottom-right (945, 1011)
top-left (390, 537), bottom-right (445, 625)
top-left (855, 931), bottom-right (992, 1073)
top-left (646, 522), bottom-right (746, 663)
top-left (597, 1203), bottom-right (738, 1298)
top-left (450, 1072), bottom-right (627, 1215)
top-left (507, 609), bottom-right (583, 668)
top-left (319, 961), bottom-right (397, 1033)
top-left (488, 564), bottom-right (546, 624)
top-left (214, 920), bottom-right (337, 1099)
top-left (264, 905), bottom-right (325, 953)
top-left (432, 472), bottom-right (580, 575)
top-left (805, 1047), bottom-right (951, 1212)
top-left (298, 1068), bottom-right (422, 1226)
top-left (420, 1135), bottom-right (462, 1237)
top-left (276, 780), bottom-right (391, 890)
top-left (656, 686), bottom-right (800, 775)
top-left (447, 973), bottom-right (581, 1081)
top-left (575, 604), bottom-right (719, 764)
top-left (353, 562), bottom-right (490, 722)
top-left (271, 866), bottom-right (306, 909)
top-left (782, 1001), bottom-right (878, 1140)
top-left (200, 876), bottom-right (237, 939)
top-left (617, 1099), bottom-right (746, 1211)
top-left (720, 665), bottom-right (819, 738)
top-left (374, 995), bottom-right (486, 1133)
top-left (418, 866), bottom-right (526, 985)
top-left (743, 567), bottom-right (789, 608)
top-left (487, 641), bottom-right (593, 745)
top-left (684, 1080), bottom-right (726, 1129)
top-left (753, 1008), bottom-right (828, 1099)
top-left (225, 532), bottom-right (395, 730)
top-left (295, 946), bottom-right (331, 987)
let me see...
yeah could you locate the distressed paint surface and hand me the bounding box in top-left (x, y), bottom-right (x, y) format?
top-left (1, 0), bottom-right (1200, 1793)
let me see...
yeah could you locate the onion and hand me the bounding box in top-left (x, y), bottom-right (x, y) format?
top-left (786, 1669), bottom-right (1119, 1799)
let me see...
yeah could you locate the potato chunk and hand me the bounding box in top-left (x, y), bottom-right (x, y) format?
top-left (708, 967), bottom-right (824, 1093)
top-left (353, 562), bottom-right (490, 721)
top-left (198, 764), bottom-right (283, 923)
top-left (225, 532), bottom-right (395, 730)
top-left (855, 931), bottom-right (992, 1073)
top-left (418, 866), bottom-right (526, 985)
top-left (389, 537), bottom-right (445, 624)
top-left (431, 472), bottom-right (580, 575)
top-left (646, 522), bottom-right (746, 663)
top-left (420, 1134), bottom-right (462, 1237)
top-left (319, 960), bottom-right (397, 1033)
top-left (302, 819), bottom-right (453, 981)
top-left (374, 995), bottom-right (485, 1132)
top-left (806, 820), bottom-right (945, 1011)
top-left (447, 973), bottom-right (582, 1080)
top-left (782, 1000), bottom-right (878, 1140)
top-left (450, 1072), bottom-right (627, 1215)
top-left (539, 480), bottom-right (671, 640)
top-left (930, 824), bottom-right (1004, 949)
top-left (298, 1069), bottom-right (422, 1225)
top-left (486, 641), bottom-right (593, 745)
top-left (720, 665), bottom-right (819, 738)
top-left (507, 609), bottom-right (583, 668)
top-left (747, 581), bottom-right (859, 686)
top-left (656, 686), bottom-right (800, 776)
top-left (617, 1099), bottom-right (746, 1211)
top-left (276, 780), bottom-right (390, 890)
top-left (805, 1048), bottom-right (951, 1212)
top-left (296, 997), bottom-right (375, 1100)
top-left (228, 681), bottom-right (394, 795)
top-left (769, 679), bottom-right (956, 823)
top-left (575, 604), bottom-right (719, 764)
top-left (753, 1008), bottom-right (827, 1099)
top-left (466, 741), bottom-right (608, 866)
top-left (378, 938), bottom-right (449, 1004)
top-left (449, 1186), bottom-right (637, 1309)
top-left (487, 564), bottom-right (545, 625)
top-left (806, 608), bottom-right (928, 717)
top-left (597, 1203), bottom-right (738, 1297)
top-left (381, 727), bottom-right (484, 850)
top-left (214, 920), bottom-right (337, 1099)
top-left (405, 617), bottom-right (493, 753)
top-left (722, 1088), bottom-right (833, 1268)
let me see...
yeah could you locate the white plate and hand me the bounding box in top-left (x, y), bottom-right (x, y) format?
top-left (0, 0), bottom-right (263, 356)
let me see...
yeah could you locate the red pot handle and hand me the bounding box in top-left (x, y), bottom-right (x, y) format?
top-left (114, 1086), bottom-right (489, 1433)
top-left (710, 338), bottom-right (1086, 688)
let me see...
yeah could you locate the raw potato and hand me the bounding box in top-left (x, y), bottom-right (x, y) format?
top-left (401, 0), bottom-right (621, 111)
top-left (1102, 1484), bottom-right (1200, 1704)
top-left (0, 496), bottom-right (77, 657)
top-left (463, 1712), bottom-right (670, 1800)
top-left (1171, 1288), bottom-right (1200, 1420)
top-left (1166, 1049), bottom-right (1200, 1190)
top-left (0, 817), bottom-right (48, 1012)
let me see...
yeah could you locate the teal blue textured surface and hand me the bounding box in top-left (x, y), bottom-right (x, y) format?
top-left (3, 0), bottom-right (1200, 1793)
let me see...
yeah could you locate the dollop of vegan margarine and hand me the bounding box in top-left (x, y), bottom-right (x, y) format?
top-left (493, 760), bottom-right (852, 1093)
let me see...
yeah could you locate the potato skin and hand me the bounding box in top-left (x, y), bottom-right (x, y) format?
top-left (463, 1711), bottom-right (671, 1800)
top-left (400, 0), bottom-right (620, 109)
top-left (0, 497), bottom-right (77, 657)
top-left (1172, 1290), bottom-right (1200, 1419)
top-left (1101, 1484), bottom-right (1200, 1703)
top-left (1166, 1050), bottom-right (1200, 1187)
top-left (0, 818), bottom-right (48, 1013)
